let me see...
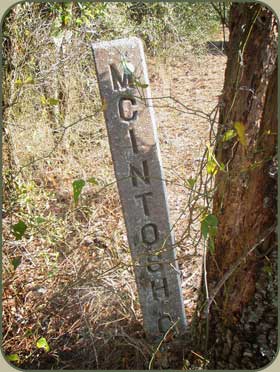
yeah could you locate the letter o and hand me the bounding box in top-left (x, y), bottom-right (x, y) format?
top-left (141, 223), bottom-right (158, 245)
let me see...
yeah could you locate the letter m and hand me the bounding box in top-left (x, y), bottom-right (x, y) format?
top-left (109, 64), bottom-right (134, 91)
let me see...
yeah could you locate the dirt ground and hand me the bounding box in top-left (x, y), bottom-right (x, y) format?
top-left (148, 50), bottom-right (227, 320)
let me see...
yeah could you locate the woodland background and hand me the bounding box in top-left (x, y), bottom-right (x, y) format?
top-left (2, 1), bottom-right (278, 370)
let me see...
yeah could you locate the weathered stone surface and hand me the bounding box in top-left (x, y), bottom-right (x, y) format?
top-left (92, 37), bottom-right (187, 338)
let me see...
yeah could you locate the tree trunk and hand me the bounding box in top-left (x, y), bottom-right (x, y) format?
top-left (191, 3), bottom-right (278, 369)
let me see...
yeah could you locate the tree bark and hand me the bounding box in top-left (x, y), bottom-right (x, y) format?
top-left (192, 3), bottom-right (278, 369)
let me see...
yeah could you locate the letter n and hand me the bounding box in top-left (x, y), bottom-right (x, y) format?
top-left (130, 160), bottom-right (150, 187)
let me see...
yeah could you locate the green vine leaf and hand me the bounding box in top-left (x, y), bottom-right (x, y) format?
top-left (209, 237), bottom-right (215, 255)
top-left (206, 146), bottom-right (218, 175)
top-left (87, 177), bottom-right (98, 185)
top-left (72, 179), bottom-right (86, 205)
top-left (15, 79), bottom-right (23, 87)
top-left (12, 220), bottom-right (27, 240)
top-left (201, 219), bottom-right (209, 239)
top-left (234, 121), bottom-right (247, 148)
top-left (222, 129), bottom-right (236, 142)
top-left (24, 76), bottom-right (34, 84)
top-left (11, 256), bottom-right (22, 270)
top-left (201, 214), bottom-right (218, 237)
top-left (186, 177), bottom-right (197, 189)
top-left (121, 59), bottom-right (135, 75)
top-left (35, 216), bottom-right (46, 224)
top-left (36, 337), bottom-right (50, 352)
top-left (7, 354), bottom-right (20, 363)
top-left (40, 96), bottom-right (59, 106)
top-left (134, 80), bottom-right (149, 89)
top-left (48, 98), bottom-right (59, 106)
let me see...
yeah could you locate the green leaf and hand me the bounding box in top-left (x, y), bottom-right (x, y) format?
top-left (124, 62), bottom-right (135, 75)
top-left (134, 80), bottom-right (149, 89)
top-left (72, 179), bottom-right (86, 204)
top-left (263, 264), bottom-right (272, 276)
top-left (40, 96), bottom-right (47, 105)
top-left (63, 14), bottom-right (72, 25)
top-left (24, 76), bottom-right (34, 84)
top-left (12, 220), bottom-right (27, 240)
top-left (48, 98), bottom-right (59, 106)
top-left (209, 224), bottom-right (218, 237)
top-left (186, 177), bottom-right (196, 188)
top-left (220, 162), bottom-right (225, 172)
top-left (206, 145), bottom-right (226, 174)
top-left (35, 216), bottom-right (46, 224)
top-left (222, 129), bottom-right (236, 142)
top-left (87, 177), bottom-right (98, 185)
top-left (36, 337), bottom-right (50, 352)
top-left (7, 354), bottom-right (20, 363)
top-left (76, 18), bottom-right (83, 26)
top-left (15, 79), bottom-right (23, 87)
top-left (234, 121), bottom-right (247, 148)
top-left (16, 77), bottom-right (34, 86)
top-left (121, 58), bottom-right (135, 75)
top-left (11, 256), bottom-right (22, 270)
top-left (209, 237), bottom-right (215, 255)
top-left (201, 214), bottom-right (218, 240)
top-left (206, 146), bottom-right (218, 175)
top-left (40, 97), bottom-right (59, 106)
top-left (206, 159), bottom-right (217, 175)
top-left (201, 219), bottom-right (209, 239)
top-left (204, 214), bottom-right (218, 227)
top-left (24, 329), bottom-right (33, 337)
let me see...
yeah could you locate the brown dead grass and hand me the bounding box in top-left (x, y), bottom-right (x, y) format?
top-left (2, 28), bottom-right (226, 370)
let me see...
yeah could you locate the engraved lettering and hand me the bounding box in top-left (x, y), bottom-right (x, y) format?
top-left (109, 64), bottom-right (134, 91)
top-left (129, 128), bottom-right (139, 154)
top-left (141, 223), bottom-right (158, 245)
top-left (135, 192), bottom-right (153, 216)
top-left (147, 255), bottom-right (162, 273)
top-left (92, 38), bottom-right (187, 337)
top-left (130, 160), bottom-right (150, 187)
top-left (119, 97), bottom-right (138, 122)
top-left (151, 278), bottom-right (169, 300)
top-left (158, 315), bottom-right (172, 333)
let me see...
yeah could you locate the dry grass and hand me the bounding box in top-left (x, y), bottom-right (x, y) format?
top-left (2, 3), bottom-right (227, 369)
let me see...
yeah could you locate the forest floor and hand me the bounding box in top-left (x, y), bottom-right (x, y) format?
top-left (148, 47), bottom-right (227, 321)
top-left (3, 41), bottom-right (229, 369)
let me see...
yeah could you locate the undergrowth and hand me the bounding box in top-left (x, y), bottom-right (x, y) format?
top-left (2, 2), bottom-right (227, 369)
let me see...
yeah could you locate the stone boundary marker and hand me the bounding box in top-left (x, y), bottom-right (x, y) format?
top-left (92, 37), bottom-right (187, 339)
